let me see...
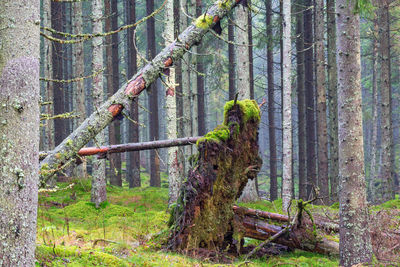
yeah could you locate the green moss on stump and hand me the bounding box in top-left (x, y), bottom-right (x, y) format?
top-left (196, 125), bottom-right (230, 146)
top-left (223, 99), bottom-right (260, 125)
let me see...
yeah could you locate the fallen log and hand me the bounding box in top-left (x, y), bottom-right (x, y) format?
top-left (233, 205), bottom-right (339, 233)
top-left (40, 0), bottom-right (243, 182)
top-left (39, 136), bottom-right (200, 160)
top-left (237, 214), bottom-right (339, 256)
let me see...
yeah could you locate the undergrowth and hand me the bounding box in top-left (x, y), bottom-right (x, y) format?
top-left (35, 174), bottom-right (399, 266)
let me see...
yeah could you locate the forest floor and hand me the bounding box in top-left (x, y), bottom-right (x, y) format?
top-left (35, 172), bottom-right (400, 266)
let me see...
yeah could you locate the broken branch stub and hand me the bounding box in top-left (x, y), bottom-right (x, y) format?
top-left (40, 0), bottom-right (242, 182)
top-left (167, 100), bottom-right (262, 252)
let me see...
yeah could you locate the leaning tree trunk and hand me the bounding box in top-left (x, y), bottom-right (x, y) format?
top-left (40, 0), bottom-right (243, 182)
top-left (0, 0), bottom-right (40, 265)
top-left (168, 100), bottom-right (262, 252)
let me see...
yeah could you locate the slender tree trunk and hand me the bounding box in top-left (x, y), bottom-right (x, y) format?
top-left (0, 1), bottom-right (39, 264)
top-left (336, 0), bottom-right (372, 265)
top-left (266, 0), bottom-right (277, 201)
top-left (52, 1), bottom-right (66, 146)
top-left (147, 0), bottom-right (161, 187)
top-left (315, 0), bottom-right (328, 203)
top-left (165, 0), bottom-right (183, 204)
top-left (190, 0), bottom-right (199, 143)
top-left (228, 14), bottom-right (235, 100)
top-left (126, 0), bottom-right (141, 188)
top-left (91, 0), bottom-right (107, 208)
top-left (108, 0), bottom-right (122, 186)
top-left (236, 1), bottom-right (258, 202)
top-left (296, 0), bottom-right (307, 201)
top-left (196, 0), bottom-right (206, 136)
top-left (72, 1), bottom-right (87, 178)
top-left (377, 0), bottom-right (393, 202)
top-left (327, 0), bottom-right (338, 203)
top-left (43, 0), bottom-right (55, 152)
top-left (369, 27), bottom-right (379, 202)
top-left (304, 0), bottom-right (316, 199)
top-left (281, 0), bottom-right (292, 210)
top-left (248, 0), bottom-right (254, 100)
top-left (181, 0), bottom-right (192, 172)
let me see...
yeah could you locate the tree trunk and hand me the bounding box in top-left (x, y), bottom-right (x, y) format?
top-left (296, 0), bottom-right (307, 201)
top-left (377, 0), bottom-right (393, 203)
top-left (181, 0), bottom-right (193, 173)
top-left (43, 0), bottom-right (55, 152)
top-left (126, 0), bottom-right (141, 188)
top-left (304, 0), bottom-right (316, 199)
top-left (91, 0), bottom-right (107, 208)
top-left (266, 0), bottom-right (277, 201)
top-left (228, 14), bottom-right (235, 100)
top-left (235, 1), bottom-right (258, 202)
top-left (108, 0), bottom-right (122, 186)
top-left (315, 0), bottom-right (328, 204)
top-left (327, 0), bottom-right (338, 203)
top-left (72, 1), bottom-right (87, 178)
top-left (368, 22), bottom-right (379, 202)
top-left (165, 0), bottom-right (183, 203)
top-left (336, 0), bottom-right (372, 265)
top-left (196, 0), bottom-right (206, 137)
top-left (168, 100), bottom-right (262, 252)
top-left (40, 0), bottom-right (241, 182)
top-left (0, 0), bottom-right (39, 264)
top-left (281, 0), bottom-right (292, 211)
top-left (51, 1), bottom-right (66, 146)
top-left (147, 0), bottom-right (161, 187)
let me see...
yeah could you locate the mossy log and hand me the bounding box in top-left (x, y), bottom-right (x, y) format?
top-left (167, 100), bottom-right (262, 252)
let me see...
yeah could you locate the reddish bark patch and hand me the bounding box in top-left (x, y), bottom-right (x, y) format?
top-left (164, 57), bottom-right (173, 67)
top-left (78, 147), bottom-right (108, 156)
top-left (166, 87), bottom-right (175, 96)
top-left (108, 104), bottom-right (123, 117)
top-left (124, 75), bottom-right (146, 96)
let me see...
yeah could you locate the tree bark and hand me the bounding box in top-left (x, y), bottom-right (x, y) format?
top-left (72, 1), bottom-right (87, 178)
top-left (304, 0), bottom-right (316, 199)
top-left (336, 0), bottom-right (372, 265)
top-left (327, 0), bottom-right (338, 203)
top-left (126, 0), bottom-right (141, 188)
top-left (147, 0), bottom-right (161, 187)
top-left (165, 0), bottom-right (184, 204)
top-left (377, 0), bottom-right (393, 203)
top-left (40, 0), bottom-right (242, 182)
top-left (266, 0), bottom-right (277, 201)
top-left (236, 1), bottom-right (258, 203)
top-left (315, 0), bottom-right (329, 203)
top-left (281, 0), bottom-right (292, 211)
top-left (228, 14), bottom-right (235, 100)
top-left (296, 0), bottom-right (307, 201)
top-left (196, 0), bottom-right (206, 137)
top-left (0, 0), bottom-right (40, 264)
top-left (108, 0), bottom-right (122, 186)
top-left (91, 0), bottom-right (107, 208)
top-left (52, 1), bottom-right (66, 146)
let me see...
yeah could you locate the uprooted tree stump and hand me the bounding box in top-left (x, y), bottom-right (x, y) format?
top-left (167, 99), bottom-right (340, 257)
top-left (167, 99), bottom-right (262, 253)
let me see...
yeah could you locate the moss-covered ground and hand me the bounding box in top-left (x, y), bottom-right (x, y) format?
top-left (35, 172), bottom-right (399, 266)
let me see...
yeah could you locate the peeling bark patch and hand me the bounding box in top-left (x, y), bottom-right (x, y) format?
top-left (124, 75), bottom-right (146, 96)
top-left (164, 57), bottom-right (173, 67)
top-left (166, 87), bottom-right (175, 96)
top-left (108, 104), bottom-right (123, 117)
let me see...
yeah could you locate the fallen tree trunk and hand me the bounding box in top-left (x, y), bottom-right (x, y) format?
top-left (233, 205), bottom-right (339, 233)
top-left (39, 136), bottom-right (200, 160)
top-left (40, 0), bottom-right (242, 182)
top-left (236, 214), bottom-right (339, 256)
